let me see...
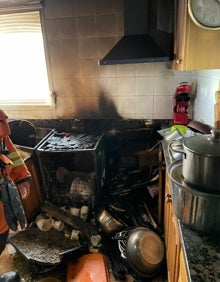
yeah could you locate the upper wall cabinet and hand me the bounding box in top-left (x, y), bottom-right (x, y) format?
top-left (172, 0), bottom-right (220, 71)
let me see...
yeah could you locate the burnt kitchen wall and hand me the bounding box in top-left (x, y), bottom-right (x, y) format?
top-left (4, 0), bottom-right (194, 120)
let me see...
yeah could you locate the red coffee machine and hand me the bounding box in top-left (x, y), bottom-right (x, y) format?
top-left (173, 82), bottom-right (191, 125)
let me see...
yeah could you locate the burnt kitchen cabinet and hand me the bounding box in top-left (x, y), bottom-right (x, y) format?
top-left (164, 171), bottom-right (188, 282)
top-left (172, 0), bottom-right (220, 70)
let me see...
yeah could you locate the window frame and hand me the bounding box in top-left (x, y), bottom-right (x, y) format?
top-left (0, 1), bottom-right (55, 108)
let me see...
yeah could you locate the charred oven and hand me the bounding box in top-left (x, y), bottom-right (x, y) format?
top-left (36, 131), bottom-right (105, 210)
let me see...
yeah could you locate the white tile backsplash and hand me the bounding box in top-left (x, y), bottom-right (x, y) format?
top-left (116, 77), bottom-right (136, 95)
top-left (136, 77), bottom-right (155, 94)
top-left (154, 95), bottom-right (173, 115)
top-left (136, 95), bottom-right (154, 114)
top-left (117, 96), bottom-right (136, 115)
top-left (135, 62), bottom-right (155, 76)
top-left (116, 64), bottom-right (136, 77)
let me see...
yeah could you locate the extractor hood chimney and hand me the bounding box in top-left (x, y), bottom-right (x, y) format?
top-left (99, 0), bottom-right (174, 65)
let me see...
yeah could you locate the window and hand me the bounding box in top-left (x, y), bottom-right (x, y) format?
top-left (0, 1), bottom-right (53, 106)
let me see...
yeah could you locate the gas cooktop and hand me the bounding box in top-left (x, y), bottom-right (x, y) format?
top-left (37, 131), bottom-right (103, 151)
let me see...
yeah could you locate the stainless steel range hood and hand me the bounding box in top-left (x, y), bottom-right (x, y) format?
top-left (99, 0), bottom-right (174, 65)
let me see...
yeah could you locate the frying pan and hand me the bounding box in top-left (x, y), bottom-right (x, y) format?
top-left (187, 120), bottom-right (212, 134)
top-left (125, 227), bottom-right (165, 277)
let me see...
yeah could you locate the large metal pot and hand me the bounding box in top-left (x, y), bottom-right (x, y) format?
top-left (125, 227), bottom-right (165, 277)
top-left (182, 128), bottom-right (220, 192)
top-left (168, 160), bottom-right (220, 233)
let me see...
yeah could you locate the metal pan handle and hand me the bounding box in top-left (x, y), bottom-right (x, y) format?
top-left (168, 139), bottom-right (186, 160)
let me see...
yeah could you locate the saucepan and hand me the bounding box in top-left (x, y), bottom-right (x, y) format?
top-left (168, 128), bottom-right (220, 192)
top-left (181, 128), bottom-right (220, 192)
top-left (97, 209), bottom-right (125, 234)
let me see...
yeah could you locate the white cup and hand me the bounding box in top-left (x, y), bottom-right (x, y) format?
top-left (164, 129), bottom-right (183, 143)
top-left (70, 207), bottom-right (80, 216)
top-left (70, 230), bottom-right (80, 241)
top-left (80, 206), bottom-right (89, 220)
top-left (90, 235), bottom-right (102, 247)
top-left (36, 218), bottom-right (53, 232)
top-left (53, 220), bottom-right (65, 231)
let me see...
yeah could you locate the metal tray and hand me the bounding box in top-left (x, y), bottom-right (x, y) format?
top-left (8, 227), bottom-right (82, 265)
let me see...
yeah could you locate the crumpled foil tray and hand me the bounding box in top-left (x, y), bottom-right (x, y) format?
top-left (8, 227), bottom-right (82, 265)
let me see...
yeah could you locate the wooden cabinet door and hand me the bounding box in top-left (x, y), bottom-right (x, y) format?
top-left (167, 215), bottom-right (181, 282)
top-left (178, 248), bottom-right (189, 282)
top-left (164, 172), bottom-right (171, 247)
top-left (172, 0), bottom-right (220, 70)
top-left (164, 171), bottom-right (181, 282)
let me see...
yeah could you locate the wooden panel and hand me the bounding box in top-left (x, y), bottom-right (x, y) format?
top-left (173, 0), bottom-right (220, 71)
top-left (21, 156), bottom-right (43, 222)
top-left (164, 171), bottom-right (171, 247)
top-left (164, 170), bottom-right (181, 282)
top-left (184, 15), bottom-right (220, 70)
top-left (158, 148), bottom-right (165, 225)
top-left (167, 216), bottom-right (180, 282)
top-left (178, 248), bottom-right (189, 282)
top-left (172, 215), bottom-right (181, 282)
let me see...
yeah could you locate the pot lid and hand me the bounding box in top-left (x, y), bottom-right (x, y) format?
top-left (183, 129), bottom-right (220, 157)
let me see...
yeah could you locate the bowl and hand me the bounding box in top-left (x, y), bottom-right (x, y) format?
top-left (125, 227), bottom-right (165, 277)
top-left (168, 160), bottom-right (220, 233)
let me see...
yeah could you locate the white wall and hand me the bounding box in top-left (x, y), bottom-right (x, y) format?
top-left (193, 69), bottom-right (220, 126)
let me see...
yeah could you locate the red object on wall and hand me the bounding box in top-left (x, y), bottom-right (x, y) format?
top-left (173, 82), bottom-right (191, 125)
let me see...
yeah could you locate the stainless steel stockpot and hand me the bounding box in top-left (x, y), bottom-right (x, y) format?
top-left (168, 160), bottom-right (220, 233)
top-left (182, 129), bottom-right (220, 192)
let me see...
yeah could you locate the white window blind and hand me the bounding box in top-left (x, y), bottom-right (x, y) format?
top-left (0, 1), bottom-right (52, 106)
top-left (0, 0), bottom-right (42, 14)
top-left (0, 11), bottom-right (41, 32)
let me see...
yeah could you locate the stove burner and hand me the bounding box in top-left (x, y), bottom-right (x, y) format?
top-left (38, 132), bottom-right (102, 151)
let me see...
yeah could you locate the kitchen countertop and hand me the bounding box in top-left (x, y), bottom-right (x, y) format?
top-left (162, 141), bottom-right (220, 282)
